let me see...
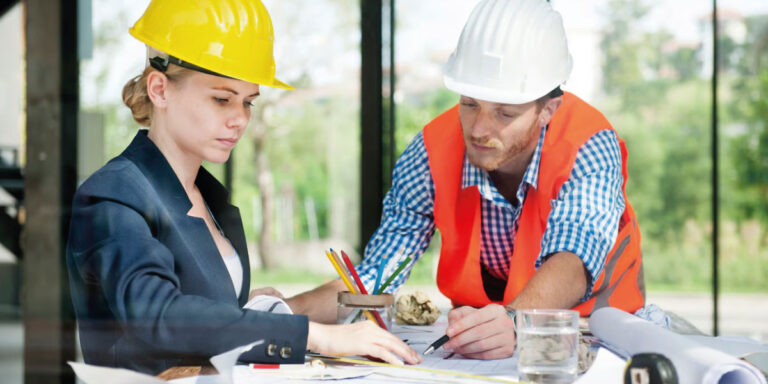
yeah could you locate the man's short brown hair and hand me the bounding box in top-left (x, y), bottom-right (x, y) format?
top-left (535, 86), bottom-right (564, 110)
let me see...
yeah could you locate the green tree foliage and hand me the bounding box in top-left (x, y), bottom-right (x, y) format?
top-left (728, 16), bottom-right (768, 222)
top-left (600, 0), bottom-right (712, 242)
top-left (600, 0), bottom-right (650, 107)
top-left (599, 2), bottom-right (768, 292)
top-left (395, 89), bottom-right (458, 154)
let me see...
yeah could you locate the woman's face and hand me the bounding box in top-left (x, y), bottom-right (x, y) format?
top-left (162, 71), bottom-right (260, 164)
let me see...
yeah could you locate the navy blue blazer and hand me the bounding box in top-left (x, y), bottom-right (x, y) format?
top-left (67, 130), bottom-right (308, 374)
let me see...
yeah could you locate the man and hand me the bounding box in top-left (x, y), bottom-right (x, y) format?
top-left (288, 0), bottom-right (644, 359)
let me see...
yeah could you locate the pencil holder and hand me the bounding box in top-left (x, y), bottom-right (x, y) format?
top-left (337, 291), bottom-right (393, 329)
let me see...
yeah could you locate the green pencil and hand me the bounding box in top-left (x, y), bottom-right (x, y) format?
top-left (375, 255), bottom-right (412, 294)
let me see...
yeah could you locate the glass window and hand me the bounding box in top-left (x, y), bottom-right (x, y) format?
top-left (717, 0), bottom-right (768, 342)
top-left (552, 0), bottom-right (768, 340)
top-left (554, 0), bottom-right (717, 331)
top-left (0, 4), bottom-right (25, 383)
top-left (238, 0), bottom-right (361, 283)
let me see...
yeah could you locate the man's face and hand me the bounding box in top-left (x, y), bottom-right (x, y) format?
top-left (458, 96), bottom-right (544, 172)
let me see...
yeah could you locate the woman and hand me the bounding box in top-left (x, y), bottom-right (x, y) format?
top-left (66, 0), bottom-right (419, 374)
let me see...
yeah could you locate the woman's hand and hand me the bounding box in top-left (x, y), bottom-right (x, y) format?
top-left (248, 287), bottom-right (285, 301)
top-left (307, 321), bottom-right (421, 366)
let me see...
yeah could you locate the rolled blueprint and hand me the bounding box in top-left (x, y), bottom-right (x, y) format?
top-left (590, 307), bottom-right (766, 384)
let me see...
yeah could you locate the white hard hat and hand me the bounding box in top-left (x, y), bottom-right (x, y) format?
top-left (443, 0), bottom-right (572, 104)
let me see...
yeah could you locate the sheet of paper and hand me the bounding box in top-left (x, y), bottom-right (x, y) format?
top-left (233, 364), bottom-right (372, 381)
top-left (391, 319), bottom-right (519, 379)
top-left (168, 375), bottom-right (219, 384)
top-left (210, 340), bottom-right (263, 384)
top-left (68, 362), bottom-right (166, 384)
top-left (573, 347), bottom-right (626, 383)
top-left (590, 307), bottom-right (767, 384)
top-left (242, 295), bottom-right (293, 314)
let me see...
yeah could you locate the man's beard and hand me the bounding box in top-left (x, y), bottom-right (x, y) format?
top-left (466, 122), bottom-right (540, 172)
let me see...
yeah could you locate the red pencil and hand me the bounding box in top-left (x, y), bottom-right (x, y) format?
top-left (339, 250), bottom-right (388, 330)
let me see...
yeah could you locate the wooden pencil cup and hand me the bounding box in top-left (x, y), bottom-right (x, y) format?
top-left (337, 291), bottom-right (393, 329)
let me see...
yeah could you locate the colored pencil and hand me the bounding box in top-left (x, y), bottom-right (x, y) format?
top-left (374, 246), bottom-right (403, 294)
top-left (373, 255), bottom-right (387, 294)
top-left (329, 249), bottom-right (355, 290)
top-left (376, 255), bottom-right (412, 294)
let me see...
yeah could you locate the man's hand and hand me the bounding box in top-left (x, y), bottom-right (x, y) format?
top-left (285, 279), bottom-right (347, 323)
top-left (443, 304), bottom-right (516, 360)
top-left (248, 287), bottom-right (285, 301)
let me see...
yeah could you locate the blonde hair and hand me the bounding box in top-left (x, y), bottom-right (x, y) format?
top-left (122, 64), bottom-right (192, 127)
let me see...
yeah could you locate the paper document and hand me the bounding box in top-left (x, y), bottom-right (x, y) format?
top-left (68, 362), bottom-right (166, 384)
top-left (391, 320), bottom-right (519, 379)
top-left (573, 348), bottom-right (626, 383)
top-left (210, 340), bottom-right (263, 384)
top-left (243, 295), bottom-right (293, 314)
top-left (590, 307), bottom-right (767, 384)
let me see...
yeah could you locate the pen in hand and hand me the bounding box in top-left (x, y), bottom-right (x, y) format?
top-left (423, 334), bottom-right (450, 355)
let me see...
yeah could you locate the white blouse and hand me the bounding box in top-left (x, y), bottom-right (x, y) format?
top-left (222, 250), bottom-right (243, 298)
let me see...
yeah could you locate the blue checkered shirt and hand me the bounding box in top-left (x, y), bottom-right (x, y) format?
top-left (357, 125), bottom-right (626, 302)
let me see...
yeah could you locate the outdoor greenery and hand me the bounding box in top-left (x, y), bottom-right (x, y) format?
top-left (85, 0), bottom-right (768, 293)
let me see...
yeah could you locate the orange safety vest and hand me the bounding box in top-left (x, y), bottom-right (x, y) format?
top-left (423, 92), bottom-right (645, 316)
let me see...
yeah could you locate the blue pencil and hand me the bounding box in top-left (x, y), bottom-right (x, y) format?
top-left (373, 254), bottom-right (387, 294)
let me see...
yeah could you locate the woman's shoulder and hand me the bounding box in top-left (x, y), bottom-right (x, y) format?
top-left (75, 155), bottom-right (149, 201)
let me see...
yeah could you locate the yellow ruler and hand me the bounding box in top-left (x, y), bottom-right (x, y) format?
top-left (312, 355), bottom-right (532, 384)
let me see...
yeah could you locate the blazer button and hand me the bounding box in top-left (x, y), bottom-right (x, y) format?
top-left (266, 343), bottom-right (278, 357)
top-left (280, 346), bottom-right (292, 359)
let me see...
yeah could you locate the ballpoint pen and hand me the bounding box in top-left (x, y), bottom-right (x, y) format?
top-left (422, 334), bottom-right (450, 355)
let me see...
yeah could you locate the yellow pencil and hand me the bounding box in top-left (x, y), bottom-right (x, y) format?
top-left (325, 251), bottom-right (377, 324)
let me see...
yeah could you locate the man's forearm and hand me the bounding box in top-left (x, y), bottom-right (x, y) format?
top-left (286, 279), bottom-right (347, 323)
top-left (507, 251), bottom-right (588, 310)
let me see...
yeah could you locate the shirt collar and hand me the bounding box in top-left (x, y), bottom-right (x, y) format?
top-left (461, 125), bottom-right (548, 208)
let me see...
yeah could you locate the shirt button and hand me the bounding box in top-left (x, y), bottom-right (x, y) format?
top-left (266, 343), bottom-right (278, 357)
top-left (280, 346), bottom-right (292, 359)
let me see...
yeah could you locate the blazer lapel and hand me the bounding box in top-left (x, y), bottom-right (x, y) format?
top-left (196, 168), bottom-right (251, 306)
top-left (122, 131), bottom-right (243, 304)
top-left (175, 213), bottom-right (241, 302)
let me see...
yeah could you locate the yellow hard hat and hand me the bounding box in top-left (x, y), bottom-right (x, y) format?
top-left (129, 0), bottom-right (293, 90)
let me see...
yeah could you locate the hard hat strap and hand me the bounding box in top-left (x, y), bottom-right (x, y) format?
top-left (149, 55), bottom-right (233, 80)
top-left (547, 86), bottom-right (564, 99)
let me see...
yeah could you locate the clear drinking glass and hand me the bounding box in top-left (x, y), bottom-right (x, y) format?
top-left (516, 309), bottom-right (579, 383)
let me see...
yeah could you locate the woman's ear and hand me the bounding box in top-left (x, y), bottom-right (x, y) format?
top-left (146, 70), bottom-right (170, 108)
top-left (537, 96), bottom-right (563, 127)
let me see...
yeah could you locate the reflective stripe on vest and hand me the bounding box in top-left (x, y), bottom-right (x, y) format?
top-left (423, 92), bottom-right (645, 316)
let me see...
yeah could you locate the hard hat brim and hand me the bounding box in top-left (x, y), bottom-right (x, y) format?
top-left (444, 76), bottom-right (560, 105)
top-left (268, 78), bottom-right (294, 91)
